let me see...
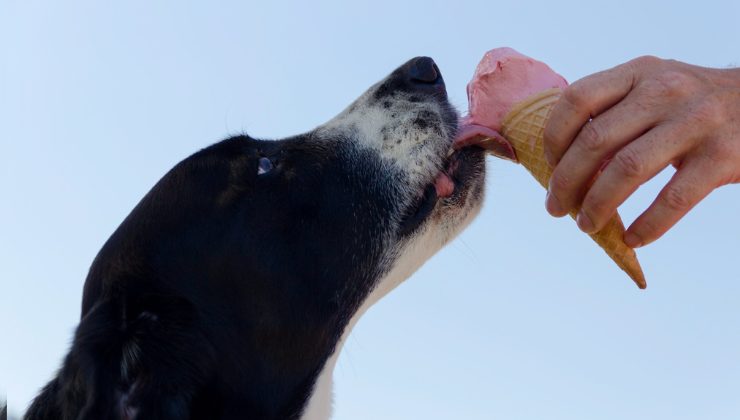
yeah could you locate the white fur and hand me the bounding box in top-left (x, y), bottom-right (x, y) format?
top-left (317, 87), bottom-right (453, 187)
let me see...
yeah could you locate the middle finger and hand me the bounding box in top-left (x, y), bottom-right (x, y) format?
top-left (546, 93), bottom-right (660, 217)
top-left (576, 122), bottom-right (694, 233)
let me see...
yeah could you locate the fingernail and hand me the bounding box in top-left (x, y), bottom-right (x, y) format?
top-left (576, 211), bottom-right (595, 233)
top-left (545, 191), bottom-right (564, 216)
top-left (624, 231), bottom-right (643, 248)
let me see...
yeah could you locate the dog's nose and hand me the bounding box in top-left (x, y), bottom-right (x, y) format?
top-left (379, 56), bottom-right (447, 99)
top-left (408, 56), bottom-right (440, 83)
top-left (399, 56), bottom-right (445, 92)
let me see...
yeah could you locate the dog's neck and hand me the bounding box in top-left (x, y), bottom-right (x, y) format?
top-left (300, 233), bottom-right (440, 420)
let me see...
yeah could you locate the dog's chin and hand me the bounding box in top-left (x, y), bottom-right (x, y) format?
top-left (398, 145), bottom-right (486, 238)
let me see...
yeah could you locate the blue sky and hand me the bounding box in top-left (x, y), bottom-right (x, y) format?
top-left (1, 0), bottom-right (739, 418)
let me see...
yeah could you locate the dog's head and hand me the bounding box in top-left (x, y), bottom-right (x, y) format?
top-left (88, 55), bottom-right (485, 309)
top-left (80, 56), bottom-right (486, 417)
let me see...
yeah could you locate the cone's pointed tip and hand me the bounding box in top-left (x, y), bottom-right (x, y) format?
top-left (632, 275), bottom-right (647, 289)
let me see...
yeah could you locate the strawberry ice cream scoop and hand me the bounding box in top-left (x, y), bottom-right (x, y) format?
top-left (466, 47), bottom-right (568, 131)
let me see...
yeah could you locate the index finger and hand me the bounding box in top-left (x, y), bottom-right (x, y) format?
top-left (544, 61), bottom-right (637, 167)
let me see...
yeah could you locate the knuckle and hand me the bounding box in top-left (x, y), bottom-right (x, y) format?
top-left (630, 55), bottom-right (662, 68)
top-left (582, 194), bottom-right (609, 220)
top-left (660, 183), bottom-right (693, 212)
top-left (703, 138), bottom-right (732, 164)
top-left (562, 82), bottom-right (591, 110)
top-left (612, 148), bottom-right (646, 179)
top-left (646, 70), bottom-right (695, 98)
top-left (688, 95), bottom-right (726, 128)
top-left (700, 141), bottom-right (738, 186)
top-left (577, 120), bottom-right (609, 153)
top-left (549, 172), bottom-right (572, 195)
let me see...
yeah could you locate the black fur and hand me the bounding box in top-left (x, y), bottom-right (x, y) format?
top-left (25, 57), bottom-right (485, 420)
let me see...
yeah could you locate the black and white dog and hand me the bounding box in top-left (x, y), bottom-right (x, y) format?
top-left (25, 57), bottom-right (487, 420)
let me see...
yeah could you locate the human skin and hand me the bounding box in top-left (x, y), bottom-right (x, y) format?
top-left (543, 56), bottom-right (740, 248)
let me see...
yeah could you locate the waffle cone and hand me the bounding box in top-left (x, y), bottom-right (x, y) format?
top-left (491, 88), bottom-right (646, 289)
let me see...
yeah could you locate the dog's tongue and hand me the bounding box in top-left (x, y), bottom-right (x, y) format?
top-left (454, 120), bottom-right (518, 162)
top-left (434, 172), bottom-right (455, 198)
top-left (455, 47), bottom-right (568, 161)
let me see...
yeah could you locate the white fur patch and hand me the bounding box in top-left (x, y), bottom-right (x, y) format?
top-left (316, 86), bottom-right (454, 193)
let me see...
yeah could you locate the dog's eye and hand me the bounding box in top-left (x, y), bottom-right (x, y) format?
top-left (257, 157), bottom-right (274, 175)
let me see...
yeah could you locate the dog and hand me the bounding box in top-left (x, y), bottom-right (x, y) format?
top-left (25, 56), bottom-right (487, 420)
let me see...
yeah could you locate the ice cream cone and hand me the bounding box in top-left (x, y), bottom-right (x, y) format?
top-left (486, 88), bottom-right (647, 289)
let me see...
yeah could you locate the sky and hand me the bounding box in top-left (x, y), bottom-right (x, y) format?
top-left (1, 0), bottom-right (739, 418)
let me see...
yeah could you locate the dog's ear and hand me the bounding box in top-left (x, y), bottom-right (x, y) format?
top-left (26, 294), bottom-right (216, 420)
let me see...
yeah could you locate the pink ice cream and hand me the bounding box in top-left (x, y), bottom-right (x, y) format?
top-left (466, 47), bottom-right (568, 131)
top-left (448, 48), bottom-right (568, 194)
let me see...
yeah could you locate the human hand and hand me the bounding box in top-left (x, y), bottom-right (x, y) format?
top-left (543, 56), bottom-right (740, 248)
